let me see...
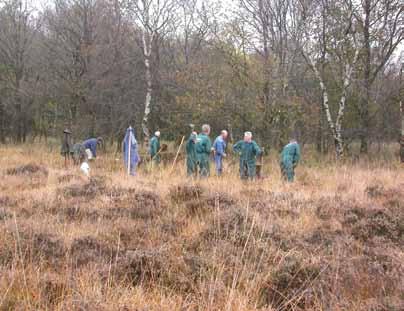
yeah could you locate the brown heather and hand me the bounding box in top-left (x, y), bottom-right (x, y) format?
top-left (0, 144), bottom-right (404, 310)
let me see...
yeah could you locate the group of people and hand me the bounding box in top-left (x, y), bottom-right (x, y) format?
top-left (62, 125), bottom-right (301, 181)
top-left (185, 124), bottom-right (301, 182)
top-left (61, 130), bottom-right (102, 162)
top-left (61, 130), bottom-right (104, 175)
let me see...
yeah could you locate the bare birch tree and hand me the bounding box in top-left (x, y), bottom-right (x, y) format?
top-left (127, 0), bottom-right (178, 140)
top-left (301, 0), bottom-right (360, 157)
top-left (399, 60), bottom-right (404, 162)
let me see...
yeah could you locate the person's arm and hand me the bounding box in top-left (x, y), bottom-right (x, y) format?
top-left (233, 141), bottom-right (241, 153)
top-left (253, 141), bottom-right (262, 156)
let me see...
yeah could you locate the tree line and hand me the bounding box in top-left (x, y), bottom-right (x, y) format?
top-left (0, 0), bottom-right (403, 157)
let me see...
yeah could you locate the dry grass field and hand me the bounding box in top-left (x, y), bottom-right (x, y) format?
top-left (0, 144), bottom-right (403, 310)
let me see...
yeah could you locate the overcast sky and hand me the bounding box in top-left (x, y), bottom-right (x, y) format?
top-left (28, 0), bottom-right (403, 63)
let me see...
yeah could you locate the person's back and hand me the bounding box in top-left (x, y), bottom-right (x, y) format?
top-left (213, 132), bottom-right (227, 176)
top-left (280, 140), bottom-right (300, 182)
top-left (149, 134), bottom-right (161, 163)
top-left (281, 141), bottom-right (300, 164)
top-left (186, 133), bottom-right (197, 158)
top-left (83, 138), bottom-right (98, 159)
top-left (196, 133), bottom-right (211, 159)
top-left (149, 136), bottom-right (157, 155)
top-left (195, 124), bottom-right (212, 177)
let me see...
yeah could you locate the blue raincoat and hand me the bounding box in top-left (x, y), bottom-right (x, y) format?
top-left (123, 127), bottom-right (140, 176)
top-left (83, 138), bottom-right (98, 158)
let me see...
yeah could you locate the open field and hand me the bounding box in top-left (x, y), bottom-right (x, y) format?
top-left (0, 144), bottom-right (403, 310)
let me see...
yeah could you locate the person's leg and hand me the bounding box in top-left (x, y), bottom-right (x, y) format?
top-left (200, 159), bottom-right (209, 178)
top-left (247, 163), bottom-right (256, 180)
top-left (280, 162), bottom-right (287, 181)
top-left (281, 161), bottom-right (294, 182)
top-left (215, 156), bottom-right (222, 176)
top-left (287, 165), bottom-right (294, 182)
top-left (240, 161), bottom-right (248, 180)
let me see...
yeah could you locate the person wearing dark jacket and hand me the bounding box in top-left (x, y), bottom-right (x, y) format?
top-left (280, 139), bottom-right (301, 182)
top-left (233, 132), bottom-right (262, 180)
top-left (149, 131), bottom-right (161, 165)
top-left (195, 124), bottom-right (212, 178)
top-left (83, 137), bottom-right (103, 160)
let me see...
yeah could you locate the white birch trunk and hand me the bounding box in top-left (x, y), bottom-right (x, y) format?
top-left (141, 30), bottom-right (153, 140)
top-left (308, 56), bottom-right (342, 156)
top-left (400, 99), bottom-right (404, 163)
top-left (334, 49), bottom-right (360, 157)
top-left (401, 100), bottom-right (404, 137)
top-left (306, 48), bottom-right (359, 158)
top-left (400, 65), bottom-right (404, 162)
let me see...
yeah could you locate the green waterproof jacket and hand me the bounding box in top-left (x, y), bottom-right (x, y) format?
top-left (280, 142), bottom-right (301, 167)
top-left (195, 133), bottom-right (212, 163)
top-left (233, 140), bottom-right (262, 167)
top-left (186, 133), bottom-right (197, 161)
top-left (149, 136), bottom-right (160, 158)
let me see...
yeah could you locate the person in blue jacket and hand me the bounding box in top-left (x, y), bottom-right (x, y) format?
top-left (213, 130), bottom-right (228, 176)
top-left (123, 127), bottom-right (140, 176)
top-left (83, 137), bottom-right (103, 160)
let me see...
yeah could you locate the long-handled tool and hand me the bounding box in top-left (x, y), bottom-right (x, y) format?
top-left (149, 148), bottom-right (162, 170)
top-left (171, 136), bottom-right (185, 173)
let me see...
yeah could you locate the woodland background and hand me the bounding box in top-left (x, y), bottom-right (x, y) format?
top-left (0, 0), bottom-right (403, 156)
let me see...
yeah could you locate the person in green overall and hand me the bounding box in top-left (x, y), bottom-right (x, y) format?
top-left (149, 131), bottom-right (161, 166)
top-left (280, 138), bottom-right (301, 182)
top-left (195, 124), bottom-right (212, 178)
top-left (233, 131), bottom-right (262, 180)
top-left (186, 131), bottom-right (198, 176)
